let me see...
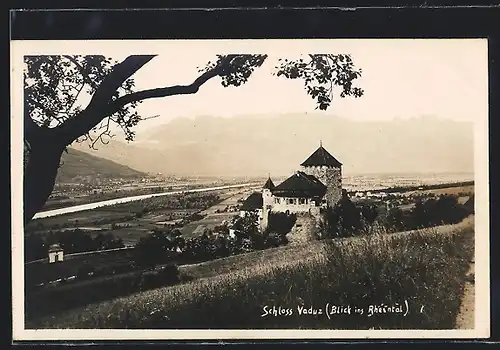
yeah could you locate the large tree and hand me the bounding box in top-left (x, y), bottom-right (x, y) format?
top-left (23, 54), bottom-right (364, 224)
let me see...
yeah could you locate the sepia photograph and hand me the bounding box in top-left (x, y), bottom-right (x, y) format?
top-left (11, 38), bottom-right (490, 340)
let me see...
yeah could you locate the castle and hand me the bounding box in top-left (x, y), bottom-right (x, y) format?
top-left (244, 143), bottom-right (343, 231)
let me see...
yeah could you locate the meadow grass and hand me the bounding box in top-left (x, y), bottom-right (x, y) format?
top-left (27, 216), bottom-right (474, 330)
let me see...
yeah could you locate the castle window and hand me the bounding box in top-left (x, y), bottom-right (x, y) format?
top-left (275, 198), bottom-right (281, 204)
top-left (288, 198), bottom-right (296, 205)
top-left (299, 198), bottom-right (306, 205)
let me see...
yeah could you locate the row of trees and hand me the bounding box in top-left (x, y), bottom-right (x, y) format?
top-left (110, 193), bottom-right (221, 214)
top-left (133, 212), bottom-right (292, 268)
top-left (384, 195), bottom-right (472, 232)
top-left (24, 230), bottom-right (124, 262)
top-left (320, 192), bottom-right (379, 238)
top-left (319, 192), bottom-right (472, 238)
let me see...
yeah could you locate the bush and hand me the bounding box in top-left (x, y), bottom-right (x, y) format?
top-left (321, 193), bottom-right (363, 238)
top-left (266, 212), bottom-right (297, 235)
top-left (134, 230), bottom-right (181, 269)
top-left (263, 231), bottom-right (288, 248)
top-left (136, 265), bottom-right (180, 291)
top-left (179, 220), bottom-right (290, 265)
top-left (383, 195), bottom-right (471, 232)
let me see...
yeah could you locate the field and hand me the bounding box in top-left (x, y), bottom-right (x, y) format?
top-left (404, 185), bottom-right (474, 197)
top-left (26, 187), bottom-right (255, 246)
top-left (23, 187), bottom-right (256, 293)
top-left (26, 215), bottom-right (474, 329)
top-left (181, 188), bottom-right (255, 238)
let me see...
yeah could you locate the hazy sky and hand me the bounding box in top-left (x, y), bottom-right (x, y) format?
top-left (96, 39), bottom-right (489, 132)
top-left (14, 38), bottom-right (488, 135)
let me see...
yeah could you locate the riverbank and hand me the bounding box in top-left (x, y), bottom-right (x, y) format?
top-left (33, 182), bottom-right (261, 219)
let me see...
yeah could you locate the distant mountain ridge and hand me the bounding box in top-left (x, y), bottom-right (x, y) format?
top-left (56, 148), bottom-right (146, 183)
top-left (70, 113), bottom-right (474, 177)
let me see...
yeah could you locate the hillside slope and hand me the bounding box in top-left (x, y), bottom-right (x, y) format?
top-left (55, 147), bottom-right (147, 183)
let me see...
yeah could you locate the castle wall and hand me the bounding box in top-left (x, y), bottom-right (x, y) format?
top-left (300, 165), bottom-right (342, 207)
top-left (261, 194), bottom-right (322, 231)
top-left (270, 196), bottom-right (318, 214)
top-left (260, 189), bottom-right (273, 231)
top-left (286, 214), bottom-right (318, 244)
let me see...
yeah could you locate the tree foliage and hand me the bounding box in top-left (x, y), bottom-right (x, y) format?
top-left (274, 54), bottom-right (363, 110)
top-left (24, 53), bottom-right (364, 148)
top-left (383, 195), bottom-right (470, 233)
top-left (133, 229), bottom-right (184, 269)
top-left (24, 55), bottom-right (141, 145)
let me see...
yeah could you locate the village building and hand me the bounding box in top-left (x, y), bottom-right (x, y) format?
top-left (239, 192), bottom-right (263, 223)
top-left (48, 243), bottom-right (64, 263)
top-left (240, 143), bottom-right (343, 232)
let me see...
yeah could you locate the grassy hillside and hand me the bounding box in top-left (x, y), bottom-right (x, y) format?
top-left (56, 147), bottom-right (146, 183)
top-left (28, 216), bottom-right (474, 329)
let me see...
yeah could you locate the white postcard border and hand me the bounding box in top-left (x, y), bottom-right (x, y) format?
top-left (11, 39), bottom-right (491, 341)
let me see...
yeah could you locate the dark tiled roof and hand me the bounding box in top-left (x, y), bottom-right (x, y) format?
top-left (272, 171), bottom-right (327, 198)
top-left (300, 146), bottom-right (342, 168)
top-left (263, 177), bottom-right (275, 190)
top-left (240, 192), bottom-right (263, 211)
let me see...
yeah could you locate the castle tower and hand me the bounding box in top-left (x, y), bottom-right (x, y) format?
top-left (300, 142), bottom-right (342, 207)
top-left (261, 176), bottom-right (275, 231)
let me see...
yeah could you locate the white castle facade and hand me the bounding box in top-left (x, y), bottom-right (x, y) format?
top-left (240, 143), bottom-right (343, 231)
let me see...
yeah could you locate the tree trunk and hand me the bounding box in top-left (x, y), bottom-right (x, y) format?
top-left (23, 141), bottom-right (65, 225)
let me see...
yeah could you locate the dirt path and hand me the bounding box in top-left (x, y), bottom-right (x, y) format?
top-left (455, 261), bottom-right (475, 329)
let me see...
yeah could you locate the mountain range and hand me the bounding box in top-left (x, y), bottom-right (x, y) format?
top-left (69, 113), bottom-right (474, 177)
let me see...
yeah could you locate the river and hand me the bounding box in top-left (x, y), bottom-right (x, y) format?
top-left (33, 183), bottom-right (261, 219)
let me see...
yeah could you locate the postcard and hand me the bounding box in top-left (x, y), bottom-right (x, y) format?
top-left (11, 38), bottom-right (490, 340)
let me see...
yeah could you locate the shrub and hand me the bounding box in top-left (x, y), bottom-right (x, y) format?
top-left (383, 195), bottom-right (471, 232)
top-left (136, 265), bottom-right (180, 291)
top-left (134, 230), bottom-right (180, 269)
top-left (263, 231), bottom-right (288, 248)
top-left (321, 193), bottom-right (363, 238)
top-left (266, 212), bottom-right (297, 235)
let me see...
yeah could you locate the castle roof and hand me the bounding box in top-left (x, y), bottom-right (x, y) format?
top-left (240, 192), bottom-right (263, 211)
top-left (263, 177), bottom-right (275, 190)
top-left (272, 171), bottom-right (327, 198)
top-left (300, 145), bottom-right (342, 168)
